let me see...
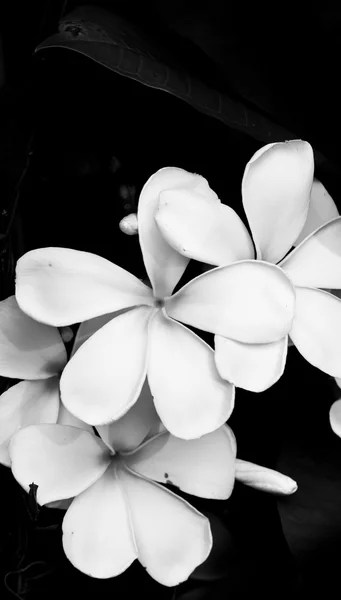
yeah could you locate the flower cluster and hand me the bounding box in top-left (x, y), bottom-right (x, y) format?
top-left (4, 139), bottom-right (338, 586)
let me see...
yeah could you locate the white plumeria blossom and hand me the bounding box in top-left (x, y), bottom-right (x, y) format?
top-left (9, 421), bottom-right (236, 586)
top-left (0, 295), bottom-right (69, 466)
top-left (15, 169), bottom-right (295, 438)
top-left (156, 140), bottom-right (341, 391)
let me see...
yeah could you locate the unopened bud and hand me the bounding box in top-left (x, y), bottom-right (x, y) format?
top-left (59, 326), bottom-right (74, 343)
top-left (235, 459), bottom-right (298, 495)
top-left (119, 213), bottom-right (138, 235)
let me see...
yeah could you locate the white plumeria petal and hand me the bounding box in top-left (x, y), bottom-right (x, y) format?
top-left (123, 425), bottom-right (236, 499)
top-left (279, 217), bottom-right (341, 288)
top-left (0, 378), bottom-right (60, 467)
top-left (15, 247), bottom-right (154, 326)
top-left (165, 260), bottom-right (295, 343)
top-left (242, 140), bottom-right (314, 263)
top-left (335, 377), bottom-right (341, 389)
top-left (214, 335), bottom-right (288, 392)
top-left (60, 307), bottom-right (152, 425)
top-left (329, 400), bottom-right (341, 438)
top-left (290, 287), bottom-right (341, 377)
top-left (9, 424), bottom-right (110, 505)
top-left (294, 179), bottom-right (339, 246)
top-left (57, 402), bottom-right (93, 433)
top-left (119, 466), bottom-right (212, 586)
top-left (62, 463), bottom-right (138, 578)
top-left (71, 309), bottom-right (132, 356)
top-left (138, 168), bottom-right (217, 298)
top-left (147, 311), bottom-right (234, 439)
top-left (97, 378), bottom-right (160, 452)
top-left (155, 188), bottom-right (254, 266)
top-left (0, 296), bottom-right (67, 379)
top-left (235, 460), bottom-right (298, 495)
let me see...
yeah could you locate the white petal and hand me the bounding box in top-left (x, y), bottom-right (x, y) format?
top-left (123, 424), bottom-right (236, 499)
top-left (280, 217), bottom-right (341, 288)
top-left (242, 140), bottom-right (314, 263)
top-left (155, 188), bottom-right (254, 266)
top-left (57, 402), bottom-right (93, 433)
top-left (97, 378), bottom-right (160, 452)
top-left (335, 377), bottom-right (341, 389)
top-left (138, 168), bottom-right (217, 297)
top-left (165, 260), bottom-right (295, 343)
top-left (16, 247), bottom-right (153, 326)
top-left (120, 466), bottom-right (212, 586)
top-left (71, 310), bottom-right (131, 356)
top-left (214, 335), bottom-right (288, 392)
top-left (119, 213), bottom-right (138, 235)
top-left (9, 424), bottom-right (110, 505)
top-left (290, 287), bottom-right (341, 376)
top-left (62, 463), bottom-right (138, 578)
top-left (0, 296), bottom-right (66, 379)
top-left (148, 311), bottom-right (234, 439)
top-left (294, 179), bottom-right (339, 246)
top-left (235, 460), bottom-right (298, 495)
top-left (60, 307), bottom-right (152, 425)
top-left (0, 378), bottom-right (60, 466)
top-left (329, 400), bottom-right (341, 438)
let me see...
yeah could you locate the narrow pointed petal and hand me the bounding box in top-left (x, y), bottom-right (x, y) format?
top-left (148, 311), bottom-right (234, 439)
top-left (0, 378), bottom-right (60, 466)
top-left (329, 400), bottom-right (341, 438)
top-left (16, 247), bottom-right (154, 326)
top-left (120, 467), bottom-right (212, 586)
top-left (57, 402), bottom-right (93, 433)
top-left (9, 424), bottom-right (110, 505)
top-left (61, 307), bottom-right (152, 425)
top-left (242, 140), bottom-right (314, 263)
top-left (62, 464), bottom-right (138, 578)
top-left (138, 168), bottom-right (217, 297)
top-left (235, 460), bottom-right (298, 495)
top-left (71, 309), bottom-right (132, 356)
top-left (97, 378), bottom-right (160, 452)
top-left (165, 261), bottom-right (295, 343)
top-left (290, 287), bottom-right (341, 377)
top-left (123, 425), bottom-right (236, 499)
top-left (155, 188), bottom-right (254, 266)
top-left (214, 335), bottom-right (288, 392)
top-left (0, 296), bottom-right (66, 379)
top-left (294, 179), bottom-right (339, 246)
top-left (280, 217), bottom-right (341, 288)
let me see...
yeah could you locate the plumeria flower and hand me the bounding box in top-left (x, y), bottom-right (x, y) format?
top-left (156, 140), bottom-right (341, 392)
top-left (8, 415), bottom-right (296, 585)
top-left (15, 169), bottom-right (295, 438)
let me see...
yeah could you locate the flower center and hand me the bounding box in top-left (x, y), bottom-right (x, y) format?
top-left (154, 297), bottom-right (165, 309)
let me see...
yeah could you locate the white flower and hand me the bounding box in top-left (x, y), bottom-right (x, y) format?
top-left (156, 140), bottom-right (341, 391)
top-left (15, 169), bottom-right (295, 438)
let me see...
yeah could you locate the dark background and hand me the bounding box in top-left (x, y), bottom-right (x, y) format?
top-left (1, 2), bottom-right (341, 598)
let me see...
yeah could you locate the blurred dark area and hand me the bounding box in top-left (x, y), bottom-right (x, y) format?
top-left (1, 1), bottom-right (341, 598)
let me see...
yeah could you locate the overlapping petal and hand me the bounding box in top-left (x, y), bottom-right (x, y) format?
top-left (0, 378), bottom-right (60, 466)
top-left (214, 335), bottom-right (288, 392)
top-left (60, 307), bottom-right (153, 425)
top-left (15, 247), bottom-right (154, 326)
top-left (97, 378), bottom-right (160, 452)
top-left (242, 141), bottom-right (314, 263)
top-left (0, 296), bottom-right (66, 379)
top-left (62, 463), bottom-right (138, 578)
top-left (290, 288), bottom-right (341, 377)
top-left (71, 309), bottom-right (132, 356)
top-left (147, 311), bottom-right (234, 439)
top-left (119, 467), bottom-right (212, 586)
top-left (138, 168), bottom-right (204, 298)
top-left (9, 424), bottom-right (110, 505)
top-left (294, 179), bottom-right (339, 246)
top-left (123, 425), bottom-right (236, 499)
top-left (155, 187), bottom-right (254, 266)
top-left (57, 402), bottom-right (93, 433)
top-left (280, 217), bottom-right (341, 288)
top-left (329, 400), bottom-right (341, 438)
top-left (235, 460), bottom-right (298, 495)
top-left (165, 261), bottom-right (295, 343)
